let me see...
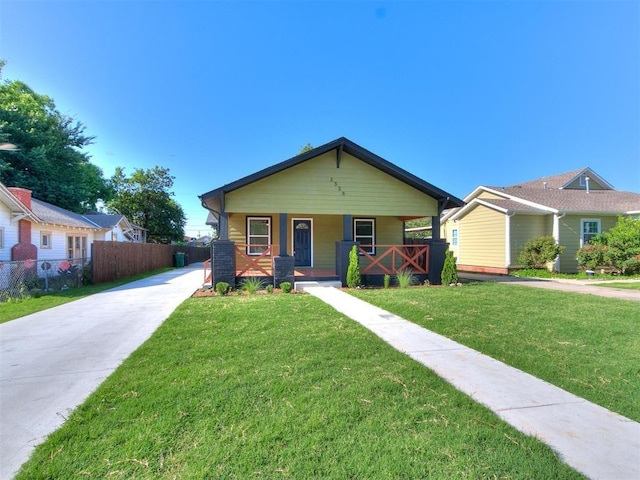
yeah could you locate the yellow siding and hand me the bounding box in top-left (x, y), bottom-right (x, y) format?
top-left (225, 152), bottom-right (438, 216)
top-left (509, 214), bottom-right (552, 267)
top-left (442, 220), bottom-right (459, 260)
top-left (228, 213), bottom-right (404, 270)
top-left (458, 205), bottom-right (506, 268)
top-left (558, 215), bottom-right (618, 272)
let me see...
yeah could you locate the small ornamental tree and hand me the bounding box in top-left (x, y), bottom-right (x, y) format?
top-left (346, 245), bottom-right (361, 288)
top-left (441, 250), bottom-right (459, 285)
top-left (517, 236), bottom-right (565, 270)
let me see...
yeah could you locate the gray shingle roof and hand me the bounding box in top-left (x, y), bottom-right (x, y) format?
top-left (83, 213), bottom-right (126, 228)
top-left (30, 199), bottom-right (102, 229)
top-left (487, 187), bottom-right (640, 213)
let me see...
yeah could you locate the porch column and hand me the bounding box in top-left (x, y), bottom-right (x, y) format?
top-left (279, 213), bottom-right (288, 256)
top-left (428, 238), bottom-right (448, 285)
top-left (342, 215), bottom-right (353, 241)
top-left (211, 240), bottom-right (236, 288)
top-left (218, 212), bottom-right (229, 241)
top-left (431, 215), bottom-right (441, 241)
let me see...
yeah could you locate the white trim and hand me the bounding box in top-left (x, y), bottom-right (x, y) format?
top-left (553, 213), bottom-right (566, 271)
top-left (505, 214), bottom-right (513, 267)
top-left (354, 218), bottom-right (376, 255)
top-left (580, 218), bottom-right (601, 247)
top-left (246, 216), bottom-right (271, 256)
top-left (291, 218), bottom-right (313, 267)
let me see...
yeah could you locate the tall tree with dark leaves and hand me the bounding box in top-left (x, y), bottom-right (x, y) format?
top-left (107, 166), bottom-right (186, 243)
top-left (0, 65), bottom-right (111, 212)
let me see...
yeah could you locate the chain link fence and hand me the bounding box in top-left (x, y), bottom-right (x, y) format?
top-left (0, 258), bottom-right (89, 302)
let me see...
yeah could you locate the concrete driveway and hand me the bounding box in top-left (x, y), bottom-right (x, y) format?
top-left (0, 265), bottom-right (203, 479)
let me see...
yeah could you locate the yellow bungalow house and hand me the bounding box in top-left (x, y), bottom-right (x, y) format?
top-left (199, 137), bottom-right (463, 287)
top-left (441, 168), bottom-right (640, 274)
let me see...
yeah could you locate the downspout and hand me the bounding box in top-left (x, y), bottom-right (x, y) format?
top-left (505, 212), bottom-right (515, 269)
top-left (553, 212), bottom-right (566, 272)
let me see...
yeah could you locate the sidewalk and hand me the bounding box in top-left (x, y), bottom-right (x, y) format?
top-left (0, 264), bottom-right (204, 480)
top-left (303, 285), bottom-right (640, 480)
top-left (459, 272), bottom-right (640, 301)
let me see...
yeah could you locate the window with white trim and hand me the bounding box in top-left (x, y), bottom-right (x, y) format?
top-left (580, 219), bottom-right (601, 246)
top-left (247, 217), bottom-right (271, 255)
top-left (451, 228), bottom-right (458, 246)
top-left (67, 235), bottom-right (88, 260)
top-left (354, 218), bottom-right (375, 254)
top-left (41, 231), bottom-right (52, 249)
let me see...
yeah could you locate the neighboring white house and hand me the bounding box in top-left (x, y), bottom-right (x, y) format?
top-left (0, 183), bottom-right (141, 263)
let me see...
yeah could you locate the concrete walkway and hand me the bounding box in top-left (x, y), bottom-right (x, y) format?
top-left (0, 264), bottom-right (204, 480)
top-left (459, 272), bottom-right (640, 301)
top-left (303, 285), bottom-right (640, 480)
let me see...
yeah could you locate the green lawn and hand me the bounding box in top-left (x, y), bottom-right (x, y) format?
top-left (351, 282), bottom-right (640, 422)
top-left (0, 268), bottom-right (173, 324)
top-left (593, 281), bottom-right (640, 290)
top-left (16, 294), bottom-right (584, 479)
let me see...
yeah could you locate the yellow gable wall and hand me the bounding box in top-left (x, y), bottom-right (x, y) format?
top-left (457, 205), bottom-right (506, 268)
top-left (224, 152), bottom-right (438, 216)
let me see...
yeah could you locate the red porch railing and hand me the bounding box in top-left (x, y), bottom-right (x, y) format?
top-left (235, 244), bottom-right (279, 276)
top-left (359, 244), bottom-right (429, 275)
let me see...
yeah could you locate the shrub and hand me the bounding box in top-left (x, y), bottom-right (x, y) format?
top-left (441, 250), bottom-right (459, 285)
top-left (395, 269), bottom-right (415, 288)
top-left (215, 282), bottom-right (230, 295)
top-left (517, 236), bottom-right (565, 270)
top-left (576, 217), bottom-right (640, 274)
top-left (346, 245), bottom-right (361, 288)
top-left (240, 276), bottom-right (266, 294)
top-left (266, 284), bottom-right (274, 294)
top-left (383, 274), bottom-right (391, 289)
top-left (280, 281), bottom-right (292, 293)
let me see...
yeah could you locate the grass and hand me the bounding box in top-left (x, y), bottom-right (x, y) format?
top-left (593, 282), bottom-right (640, 290)
top-left (512, 268), bottom-right (640, 280)
top-left (351, 282), bottom-right (640, 422)
top-left (0, 268), bottom-right (173, 324)
top-left (16, 294), bottom-right (583, 479)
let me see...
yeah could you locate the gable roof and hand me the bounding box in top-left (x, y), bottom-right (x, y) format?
top-left (510, 167), bottom-right (614, 190)
top-left (0, 183), bottom-right (40, 222)
top-left (200, 137), bottom-right (464, 211)
top-left (83, 213), bottom-right (131, 229)
top-left (444, 168), bottom-right (640, 221)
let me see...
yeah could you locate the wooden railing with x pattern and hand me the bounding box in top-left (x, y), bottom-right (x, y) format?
top-left (359, 244), bottom-right (429, 275)
top-left (235, 244), bottom-right (278, 276)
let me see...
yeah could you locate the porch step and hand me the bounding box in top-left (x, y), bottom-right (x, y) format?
top-left (295, 280), bottom-right (343, 291)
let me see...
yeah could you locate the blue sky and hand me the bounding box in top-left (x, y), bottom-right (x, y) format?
top-left (2, 0), bottom-right (638, 237)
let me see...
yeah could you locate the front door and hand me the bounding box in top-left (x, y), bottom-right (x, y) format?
top-left (293, 219), bottom-right (312, 267)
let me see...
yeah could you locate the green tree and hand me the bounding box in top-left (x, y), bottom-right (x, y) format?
top-left (0, 69), bottom-right (111, 212)
top-left (405, 217), bottom-right (432, 239)
top-left (107, 166), bottom-right (186, 243)
top-left (298, 143), bottom-right (313, 154)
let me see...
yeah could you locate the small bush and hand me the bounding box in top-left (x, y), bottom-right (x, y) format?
top-left (346, 245), bottom-right (361, 288)
top-left (241, 277), bottom-right (266, 294)
top-left (266, 284), bottom-right (274, 294)
top-left (280, 282), bottom-right (292, 293)
top-left (576, 216), bottom-right (640, 274)
top-left (517, 236), bottom-right (565, 270)
top-left (215, 282), bottom-right (230, 295)
top-left (441, 250), bottom-right (459, 285)
top-left (395, 269), bottom-right (415, 288)
top-left (383, 274), bottom-right (391, 289)
top-left (576, 243), bottom-right (608, 271)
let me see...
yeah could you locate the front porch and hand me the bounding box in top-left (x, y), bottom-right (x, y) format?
top-left (204, 243), bottom-right (434, 288)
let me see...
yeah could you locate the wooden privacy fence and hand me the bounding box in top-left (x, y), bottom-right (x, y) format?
top-left (91, 241), bottom-right (210, 284)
